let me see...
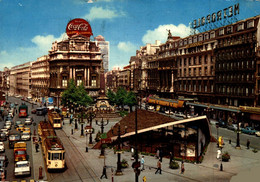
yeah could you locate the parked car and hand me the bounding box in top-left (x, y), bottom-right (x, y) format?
top-left (216, 120), bottom-right (227, 128)
top-left (4, 123), bottom-right (11, 130)
top-left (0, 168), bottom-right (6, 180)
top-left (14, 161), bottom-right (31, 177)
top-left (0, 142), bottom-right (4, 152)
top-left (0, 129), bottom-right (9, 137)
top-left (0, 155), bottom-right (8, 168)
top-left (255, 131), bottom-right (260, 137)
top-left (31, 109), bottom-right (36, 114)
top-left (0, 133), bottom-right (7, 141)
top-left (241, 127), bottom-right (257, 135)
top-left (227, 124), bottom-right (238, 131)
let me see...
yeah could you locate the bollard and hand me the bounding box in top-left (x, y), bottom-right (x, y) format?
top-left (71, 129), bottom-right (73, 135)
top-left (229, 139), bottom-right (231, 144)
top-left (86, 147), bottom-right (88, 152)
top-left (220, 163), bottom-right (223, 171)
top-left (39, 166), bottom-right (43, 179)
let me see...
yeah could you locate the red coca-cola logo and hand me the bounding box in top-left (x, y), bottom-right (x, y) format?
top-left (66, 18), bottom-right (93, 37)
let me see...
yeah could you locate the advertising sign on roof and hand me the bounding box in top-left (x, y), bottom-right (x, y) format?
top-left (66, 18), bottom-right (93, 37)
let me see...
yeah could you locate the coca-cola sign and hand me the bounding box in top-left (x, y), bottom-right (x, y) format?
top-left (66, 18), bottom-right (93, 37)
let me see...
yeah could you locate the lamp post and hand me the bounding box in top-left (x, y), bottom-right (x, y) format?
top-left (80, 106), bottom-right (85, 137)
top-left (96, 116), bottom-right (109, 156)
top-left (112, 123), bottom-right (127, 175)
top-left (134, 105), bottom-right (139, 182)
top-left (86, 107), bottom-right (96, 145)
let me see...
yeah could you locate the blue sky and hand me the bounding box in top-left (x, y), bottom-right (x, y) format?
top-left (0, 0), bottom-right (259, 71)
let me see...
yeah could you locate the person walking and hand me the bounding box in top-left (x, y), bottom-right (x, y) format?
top-left (35, 142), bottom-right (39, 153)
top-left (247, 139), bottom-right (250, 149)
top-left (141, 156), bottom-right (145, 171)
top-left (180, 161), bottom-right (185, 174)
top-left (155, 159), bottom-right (162, 174)
top-left (217, 148), bottom-right (221, 160)
top-left (169, 152), bottom-right (173, 164)
top-left (100, 165), bottom-right (107, 179)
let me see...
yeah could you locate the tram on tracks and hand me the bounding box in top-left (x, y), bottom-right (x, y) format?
top-left (48, 111), bottom-right (62, 129)
top-left (38, 121), bottom-right (66, 171)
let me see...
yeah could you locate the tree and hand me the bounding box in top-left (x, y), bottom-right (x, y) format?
top-left (61, 79), bottom-right (78, 113)
top-left (61, 80), bottom-right (93, 113)
top-left (115, 87), bottom-right (127, 110)
top-left (107, 89), bottom-right (116, 105)
top-left (124, 91), bottom-right (137, 112)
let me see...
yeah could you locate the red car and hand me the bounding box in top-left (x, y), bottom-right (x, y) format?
top-left (31, 109), bottom-right (36, 114)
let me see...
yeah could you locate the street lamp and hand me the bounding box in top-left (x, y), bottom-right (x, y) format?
top-left (112, 123), bottom-right (127, 175)
top-left (96, 116), bottom-right (109, 157)
top-left (86, 108), bottom-right (96, 145)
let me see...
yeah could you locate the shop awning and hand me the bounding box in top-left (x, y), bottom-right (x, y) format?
top-left (186, 102), bottom-right (208, 108)
top-left (209, 105), bottom-right (240, 113)
top-left (240, 106), bottom-right (260, 114)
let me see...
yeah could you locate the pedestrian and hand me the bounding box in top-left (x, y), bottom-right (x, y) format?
top-left (141, 156), bottom-right (145, 171)
top-left (155, 159), bottom-right (162, 174)
top-left (35, 142), bottom-right (39, 153)
top-left (156, 149), bottom-right (160, 159)
top-left (100, 165), bottom-right (107, 179)
top-left (180, 161), bottom-right (185, 174)
top-left (247, 139), bottom-right (250, 149)
top-left (217, 148), bottom-right (221, 159)
top-left (169, 152), bottom-right (173, 164)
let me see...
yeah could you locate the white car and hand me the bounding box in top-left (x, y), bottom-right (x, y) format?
top-left (256, 131), bottom-right (260, 137)
top-left (0, 129), bottom-right (9, 137)
top-left (14, 161), bottom-right (31, 177)
top-left (0, 142), bottom-right (4, 152)
top-left (25, 118), bottom-right (32, 125)
top-left (4, 123), bottom-right (11, 130)
top-left (21, 132), bottom-right (31, 141)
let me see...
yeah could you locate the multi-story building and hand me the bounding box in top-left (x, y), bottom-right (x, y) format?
top-left (10, 62), bottom-right (32, 98)
top-left (31, 55), bottom-right (49, 101)
top-left (48, 19), bottom-right (102, 105)
top-left (95, 35), bottom-right (109, 73)
top-left (118, 65), bottom-right (131, 91)
top-left (105, 67), bottom-right (120, 91)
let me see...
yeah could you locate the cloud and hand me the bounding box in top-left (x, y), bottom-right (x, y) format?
top-left (0, 33), bottom-right (68, 71)
top-left (83, 6), bottom-right (125, 21)
top-left (117, 41), bottom-right (136, 53)
top-left (142, 24), bottom-right (192, 44)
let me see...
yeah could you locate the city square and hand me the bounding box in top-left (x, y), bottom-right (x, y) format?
top-left (0, 0), bottom-right (260, 181)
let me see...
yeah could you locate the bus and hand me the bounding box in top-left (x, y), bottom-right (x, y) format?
top-left (48, 111), bottom-right (62, 129)
top-left (19, 103), bottom-right (28, 118)
top-left (36, 107), bottom-right (48, 116)
top-left (38, 121), bottom-right (66, 171)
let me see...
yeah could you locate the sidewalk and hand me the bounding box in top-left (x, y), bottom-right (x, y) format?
top-left (62, 117), bottom-right (260, 182)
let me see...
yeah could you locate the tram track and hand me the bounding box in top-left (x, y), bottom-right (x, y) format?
top-left (48, 129), bottom-right (100, 182)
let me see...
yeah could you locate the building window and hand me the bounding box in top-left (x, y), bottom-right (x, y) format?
top-left (77, 76), bottom-right (82, 86)
top-left (204, 33), bottom-right (209, 40)
top-left (219, 28), bottom-right (224, 35)
top-left (227, 26), bottom-right (233, 34)
top-left (199, 35), bottom-right (203, 41)
top-left (62, 76), bottom-right (67, 87)
top-left (205, 67), bottom-right (207, 76)
top-left (237, 23), bottom-right (244, 31)
top-left (193, 36), bottom-right (197, 43)
top-left (188, 37), bottom-right (192, 44)
top-left (247, 20), bottom-right (254, 28)
top-left (91, 76), bottom-right (96, 87)
top-left (184, 39), bottom-right (187, 45)
top-left (210, 31), bottom-right (215, 39)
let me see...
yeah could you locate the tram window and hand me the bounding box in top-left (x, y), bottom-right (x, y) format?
top-left (48, 153), bottom-right (51, 160)
top-left (63, 152), bottom-right (65, 160)
top-left (53, 153), bottom-right (60, 160)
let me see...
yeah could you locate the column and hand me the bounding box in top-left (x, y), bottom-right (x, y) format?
top-left (84, 68), bottom-right (87, 86)
top-left (70, 68), bottom-right (72, 79)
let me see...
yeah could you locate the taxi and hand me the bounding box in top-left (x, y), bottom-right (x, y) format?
top-left (16, 124), bottom-right (25, 132)
top-left (23, 127), bottom-right (31, 134)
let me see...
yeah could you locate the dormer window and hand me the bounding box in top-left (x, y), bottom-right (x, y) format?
top-left (237, 23), bottom-right (244, 31)
top-left (247, 20), bottom-right (254, 28)
top-left (219, 28), bottom-right (224, 36)
top-left (227, 26), bottom-right (233, 34)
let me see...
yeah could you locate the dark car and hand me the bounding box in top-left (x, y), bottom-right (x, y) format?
top-left (0, 133), bottom-right (7, 141)
top-left (216, 120), bottom-right (227, 128)
top-left (0, 155), bottom-right (8, 168)
top-left (0, 168), bottom-right (6, 180)
top-left (31, 109), bottom-right (36, 114)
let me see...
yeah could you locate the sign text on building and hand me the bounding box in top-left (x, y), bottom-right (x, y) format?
top-left (192, 3), bottom-right (239, 29)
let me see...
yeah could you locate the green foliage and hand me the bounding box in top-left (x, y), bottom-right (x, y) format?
top-left (107, 89), bottom-right (116, 105)
top-left (169, 161), bottom-right (179, 169)
top-left (119, 110), bottom-right (128, 117)
top-left (222, 151), bottom-right (230, 161)
top-left (124, 91), bottom-right (137, 112)
top-left (116, 87), bottom-right (127, 108)
top-left (121, 159), bottom-right (129, 168)
top-left (95, 131), bottom-right (101, 142)
top-left (61, 79), bottom-right (93, 111)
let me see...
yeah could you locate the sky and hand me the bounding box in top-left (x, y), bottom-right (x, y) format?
top-left (0, 0), bottom-right (259, 71)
